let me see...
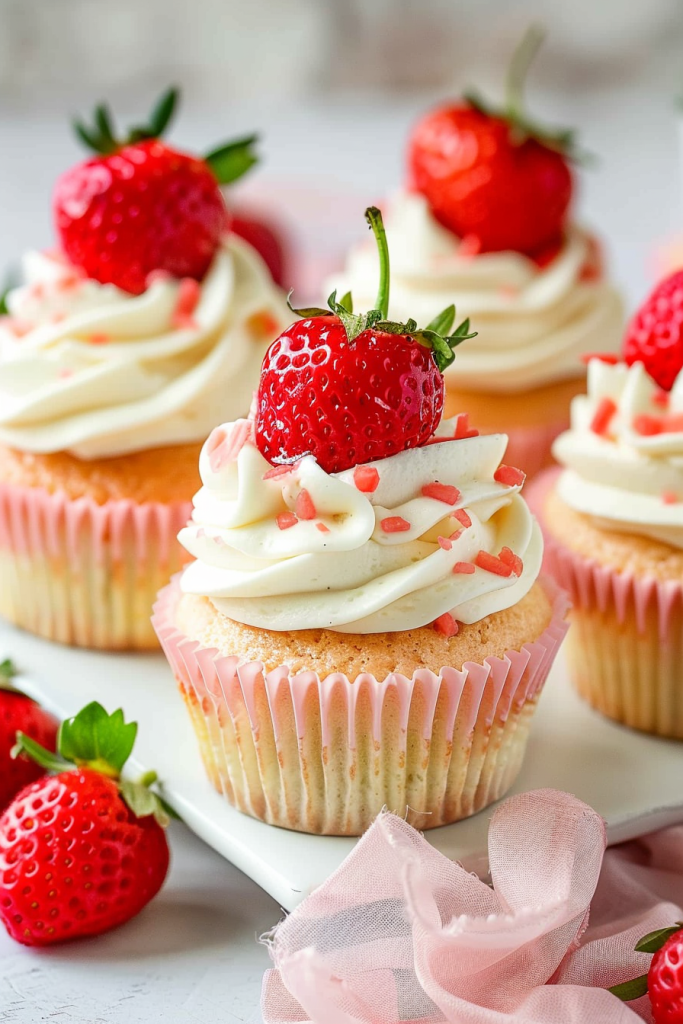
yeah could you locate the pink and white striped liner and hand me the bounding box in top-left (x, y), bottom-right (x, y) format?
top-left (152, 574), bottom-right (569, 836)
top-left (0, 480), bottom-right (191, 650)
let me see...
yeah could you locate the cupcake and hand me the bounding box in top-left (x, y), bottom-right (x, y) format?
top-left (330, 28), bottom-right (622, 478)
top-left (532, 269), bottom-right (683, 738)
top-left (154, 208), bottom-right (568, 835)
top-left (0, 89), bottom-right (289, 650)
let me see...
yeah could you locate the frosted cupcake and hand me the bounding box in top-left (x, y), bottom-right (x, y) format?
top-left (154, 208), bottom-right (568, 835)
top-left (0, 90), bottom-right (289, 649)
top-left (533, 269), bottom-right (683, 738)
top-left (330, 29), bottom-right (622, 478)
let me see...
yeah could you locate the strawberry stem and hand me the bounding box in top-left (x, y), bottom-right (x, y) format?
top-left (505, 24), bottom-right (545, 124)
top-left (365, 207), bottom-right (390, 320)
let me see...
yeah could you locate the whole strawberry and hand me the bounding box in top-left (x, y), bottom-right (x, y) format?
top-left (54, 87), bottom-right (260, 294)
top-left (0, 702), bottom-right (171, 946)
top-left (0, 659), bottom-right (58, 812)
top-left (610, 923), bottom-right (683, 1023)
top-left (255, 207), bottom-right (476, 474)
top-left (408, 26), bottom-right (576, 258)
top-left (623, 270), bottom-right (683, 391)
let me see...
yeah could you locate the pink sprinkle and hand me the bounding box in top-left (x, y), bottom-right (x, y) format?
top-left (207, 419), bottom-right (251, 472)
top-left (29, 283), bottom-right (45, 300)
top-left (263, 463), bottom-right (296, 481)
top-left (4, 318), bottom-right (32, 338)
top-left (452, 561), bottom-right (475, 574)
top-left (475, 550), bottom-right (513, 577)
top-left (172, 277), bottom-right (201, 329)
top-left (453, 508), bottom-right (472, 529)
top-left (498, 285), bottom-right (518, 299)
top-left (88, 332), bottom-right (110, 345)
top-left (633, 414), bottom-right (662, 436)
top-left (580, 352), bottom-right (619, 366)
top-left (295, 489), bottom-right (317, 520)
top-left (458, 234), bottom-right (481, 259)
top-left (381, 516), bottom-right (411, 533)
top-left (50, 311), bottom-right (66, 324)
top-left (448, 529), bottom-right (464, 542)
top-left (277, 512), bottom-right (298, 530)
top-left (663, 414), bottom-right (683, 433)
top-left (590, 397), bottom-right (617, 437)
top-left (58, 368), bottom-right (73, 379)
top-left (421, 482), bottom-right (461, 505)
top-left (147, 268), bottom-right (173, 286)
top-left (433, 612), bottom-right (459, 637)
top-left (653, 390), bottom-right (670, 409)
top-left (353, 466), bottom-right (380, 493)
top-left (453, 413), bottom-right (479, 440)
top-left (437, 536), bottom-right (452, 551)
top-left (316, 522), bottom-right (330, 533)
top-left (56, 271), bottom-right (82, 292)
top-left (662, 492), bottom-right (679, 504)
top-left (494, 464), bottom-right (526, 487)
top-left (498, 546), bottom-right (523, 576)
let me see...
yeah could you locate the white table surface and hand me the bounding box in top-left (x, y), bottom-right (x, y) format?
top-left (0, 81), bottom-right (681, 1022)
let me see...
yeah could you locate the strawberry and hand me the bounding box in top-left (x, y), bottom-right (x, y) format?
top-left (623, 270), bottom-right (683, 391)
top-left (53, 87), bottom-right (259, 295)
top-left (408, 26), bottom-right (577, 258)
top-left (255, 207), bottom-right (476, 474)
top-left (0, 702), bottom-right (171, 946)
top-left (609, 922), bottom-right (683, 1023)
top-left (231, 212), bottom-right (287, 286)
top-left (0, 660), bottom-right (58, 812)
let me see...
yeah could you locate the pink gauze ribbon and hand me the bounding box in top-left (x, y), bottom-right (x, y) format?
top-left (262, 789), bottom-right (681, 1023)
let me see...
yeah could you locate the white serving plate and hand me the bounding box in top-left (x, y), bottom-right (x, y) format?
top-left (2, 617), bottom-right (681, 912)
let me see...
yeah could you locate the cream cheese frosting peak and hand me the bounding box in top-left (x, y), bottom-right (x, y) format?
top-left (0, 236), bottom-right (289, 460)
top-left (553, 359), bottom-right (683, 548)
top-left (329, 190), bottom-right (623, 394)
top-left (179, 416), bottom-right (543, 633)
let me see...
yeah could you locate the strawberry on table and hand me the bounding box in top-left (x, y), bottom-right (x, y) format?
top-left (408, 26), bottom-right (579, 259)
top-left (0, 659), bottom-right (58, 812)
top-left (53, 86), bottom-right (277, 295)
top-left (609, 922), bottom-right (683, 1023)
top-left (623, 270), bottom-right (683, 391)
top-left (255, 207), bottom-right (477, 474)
top-left (0, 701), bottom-right (171, 946)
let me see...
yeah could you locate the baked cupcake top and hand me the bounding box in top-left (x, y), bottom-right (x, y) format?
top-left (180, 207), bottom-right (543, 635)
top-left (0, 88), bottom-right (289, 460)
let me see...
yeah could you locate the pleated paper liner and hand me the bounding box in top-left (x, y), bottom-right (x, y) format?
top-left (0, 481), bottom-right (191, 650)
top-left (530, 469), bottom-right (683, 739)
top-left (153, 575), bottom-right (569, 836)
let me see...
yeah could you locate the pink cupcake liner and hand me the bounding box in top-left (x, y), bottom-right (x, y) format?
top-left (0, 480), bottom-right (191, 650)
top-left (530, 468), bottom-right (683, 738)
top-left (152, 575), bottom-right (569, 836)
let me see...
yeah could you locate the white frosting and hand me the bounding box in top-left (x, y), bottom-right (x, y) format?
top-left (329, 191), bottom-right (623, 394)
top-left (0, 237), bottom-right (290, 459)
top-left (553, 360), bottom-right (683, 548)
top-left (179, 417), bottom-right (543, 634)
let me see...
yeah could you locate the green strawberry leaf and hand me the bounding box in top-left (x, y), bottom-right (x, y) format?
top-left (635, 924), bottom-right (683, 954)
top-left (425, 305), bottom-right (456, 336)
top-left (147, 86), bottom-right (179, 139)
top-left (58, 702), bottom-right (137, 778)
top-left (120, 771), bottom-right (180, 828)
top-left (608, 975), bottom-right (649, 1002)
top-left (0, 658), bottom-right (17, 683)
top-left (205, 134), bottom-right (259, 185)
top-left (12, 732), bottom-right (72, 774)
top-left (94, 104), bottom-right (117, 152)
top-left (339, 291), bottom-right (353, 313)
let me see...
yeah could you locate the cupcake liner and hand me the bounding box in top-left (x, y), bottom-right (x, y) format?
top-left (0, 480), bottom-right (191, 650)
top-left (152, 576), bottom-right (569, 836)
top-left (531, 469), bottom-right (683, 739)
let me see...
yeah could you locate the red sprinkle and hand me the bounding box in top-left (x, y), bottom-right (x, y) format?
top-left (458, 234), bottom-right (481, 258)
top-left (380, 516), bottom-right (411, 533)
top-left (475, 550), bottom-right (514, 577)
top-left (633, 414), bottom-right (662, 436)
top-left (437, 536), bottom-right (452, 551)
top-left (263, 463), bottom-right (295, 481)
top-left (276, 512), bottom-right (298, 530)
top-left (590, 397), bottom-right (617, 437)
top-left (58, 368), bottom-right (73, 379)
top-left (207, 420), bottom-right (251, 472)
top-left (663, 414), bottom-right (683, 433)
top-left (448, 529), bottom-right (464, 542)
top-left (88, 332), bottom-right (110, 345)
top-left (580, 352), bottom-right (619, 366)
top-left (353, 466), bottom-right (380, 493)
top-left (172, 278), bottom-right (201, 330)
top-left (295, 489), bottom-right (317, 520)
top-left (494, 465), bottom-right (526, 487)
top-left (433, 612), bottom-right (459, 637)
top-left (421, 482), bottom-right (461, 505)
top-left (653, 390), bottom-right (670, 409)
top-left (453, 413), bottom-right (479, 440)
top-left (452, 561), bottom-right (476, 574)
top-left (498, 546), bottom-right (524, 576)
top-left (246, 310), bottom-right (280, 339)
top-left (453, 508), bottom-right (472, 529)
top-left (662, 492), bottom-right (679, 504)
top-left (316, 522), bottom-right (331, 533)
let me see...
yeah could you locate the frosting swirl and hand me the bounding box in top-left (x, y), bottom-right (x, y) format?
top-left (329, 191), bottom-right (623, 394)
top-left (0, 236), bottom-right (289, 459)
top-left (179, 417), bottom-right (543, 633)
top-left (553, 359), bottom-right (683, 548)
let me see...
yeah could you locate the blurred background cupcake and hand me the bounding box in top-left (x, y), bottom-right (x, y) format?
top-left (0, 91), bottom-right (290, 650)
top-left (531, 269), bottom-right (683, 738)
